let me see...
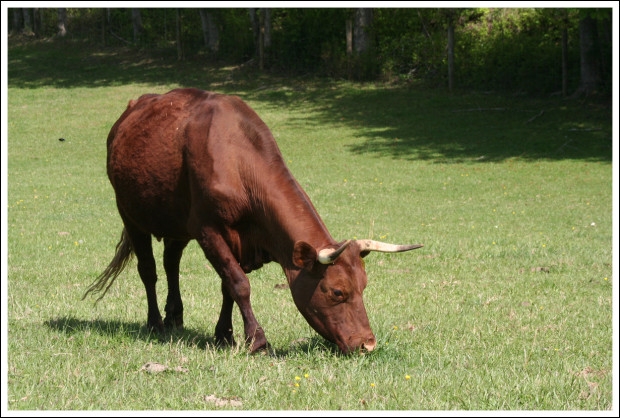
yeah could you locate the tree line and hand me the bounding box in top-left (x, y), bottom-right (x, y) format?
top-left (9, 7), bottom-right (612, 96)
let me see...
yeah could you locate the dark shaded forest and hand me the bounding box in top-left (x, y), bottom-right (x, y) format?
top-left (8, 7), bottom-right (613, 96)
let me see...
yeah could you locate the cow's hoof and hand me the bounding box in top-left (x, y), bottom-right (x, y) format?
top-left (249, 340), bottom-right (272, 355)
top-left (215, 334), bottom-right (236, 347)
top-left (147, 318), bottom-right (165, 334)
top-left (164, 316), bottom-right (184, 332)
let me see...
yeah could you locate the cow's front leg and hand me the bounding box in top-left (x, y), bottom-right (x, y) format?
top-left (198, 230), bottom-right (268, 353)
top-left (214, 282), bottom-right (236, 346)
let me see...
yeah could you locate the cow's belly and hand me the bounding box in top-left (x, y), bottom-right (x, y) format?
top-left (115, 190), bottom-right (192, 240)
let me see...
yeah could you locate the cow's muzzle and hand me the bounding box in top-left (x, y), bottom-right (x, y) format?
top-left (361, 337), bottom-right (377, 352)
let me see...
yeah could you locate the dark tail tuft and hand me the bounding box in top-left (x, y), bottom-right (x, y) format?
top-left (83, 228), bottom-right (134, 302)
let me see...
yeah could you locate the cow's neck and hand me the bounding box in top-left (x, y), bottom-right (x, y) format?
top-left (254, 169), bottom-right (334, 277)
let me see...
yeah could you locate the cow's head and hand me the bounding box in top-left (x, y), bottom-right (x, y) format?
top-left (290, 239), bottom-right (422, 354)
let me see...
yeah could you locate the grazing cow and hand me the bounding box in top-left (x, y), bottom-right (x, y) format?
top-left (84, 88), bottom-right (422, 354)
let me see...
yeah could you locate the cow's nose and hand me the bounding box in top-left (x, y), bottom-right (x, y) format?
top-left (361, 337), bottom-right (377, 352)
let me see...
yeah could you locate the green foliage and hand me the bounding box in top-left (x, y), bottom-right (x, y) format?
top-left (454, 8), bottom-right (578, 93)
top-left (214, 9), bottom-right (256, 61)
top-left (7, 7), bottom-right (613, 93)
top-left (374, 9), bottom-right (446, 83)
top-left (269, 9), bottom-right (349, 74)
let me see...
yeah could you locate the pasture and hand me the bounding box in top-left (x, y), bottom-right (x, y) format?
top-left (5, 39), bottom-right (614, 410)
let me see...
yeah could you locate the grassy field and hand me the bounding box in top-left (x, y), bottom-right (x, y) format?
top-left (5, 38), bottom-right (615, 410)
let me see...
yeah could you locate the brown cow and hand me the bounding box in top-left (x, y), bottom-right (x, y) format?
top-left (84, 88), bottom-right (422, 354)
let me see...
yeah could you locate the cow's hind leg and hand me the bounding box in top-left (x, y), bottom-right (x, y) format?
top-left (123, 222), bottom-right (164, 333)
top-left (163, 238), bottom-right (189, 330)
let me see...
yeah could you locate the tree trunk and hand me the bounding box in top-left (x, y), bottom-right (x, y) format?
top-left (263, 8), bottom-right (271, 49)
top-left (258, 9), bottom-right (265, 70)
top-left (22, 8), bottom-right (32, 34)
top-left (199, 10), bottom-right (209, 49)
top-left (346, 18), bottom-right (353, 57)
top-left (561, 24), bottom-right (568, 97)
top-left (200, 10), bottom-right (219, 54)
top-left (33, 8), bottom-right (41, 37)
top-left (250, 8), bottom-right (271, 68)
top-left (353, 8), bottom-right (372, 54)
top-left (102, 9), bottom-right (108, 46)
top-left (573, 15), bottom-right (601, 97)
top-left (598, 15), bottom-right (611, 85)
top-left (209, 13), bottom-right (220, 53)
top-left (12, 8), bottom-right (23, 34)
top-left (132, 9), bottom-right (143, 44)
top-left (57, 8), bottom-right (67, 37)
top-left (249, 8), bottom-right (258, 54)
top-left (447, 22), bottom-right (455, 92)
top-left (176, 9), bottom-right (184, 61)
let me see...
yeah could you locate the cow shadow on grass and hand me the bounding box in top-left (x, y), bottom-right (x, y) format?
top-left (44, 316), bottom-right (219, 350)
top-left (44, 316), bottom-right (341, 357)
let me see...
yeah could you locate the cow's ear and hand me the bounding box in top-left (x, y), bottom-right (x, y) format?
top-left (293, 241), bottom-right (317, 270)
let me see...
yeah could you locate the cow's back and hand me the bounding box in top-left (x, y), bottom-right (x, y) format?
top-left (107, 88), bottom-right (286, 240)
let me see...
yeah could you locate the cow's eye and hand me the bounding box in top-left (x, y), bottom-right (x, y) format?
top-left (333, 289), bottom-right (344, 298)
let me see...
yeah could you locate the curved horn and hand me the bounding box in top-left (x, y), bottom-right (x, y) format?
top-left (317, 240), bottom-right (352, 264)
top-left (355, 240), bottom-right (423, 253)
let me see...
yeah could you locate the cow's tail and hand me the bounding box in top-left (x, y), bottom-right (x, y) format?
top-left (82, 228), bottom-right (134, 302)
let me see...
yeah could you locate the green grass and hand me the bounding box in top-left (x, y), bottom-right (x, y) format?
top-left (6, 38), bottom-right (614, 410)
